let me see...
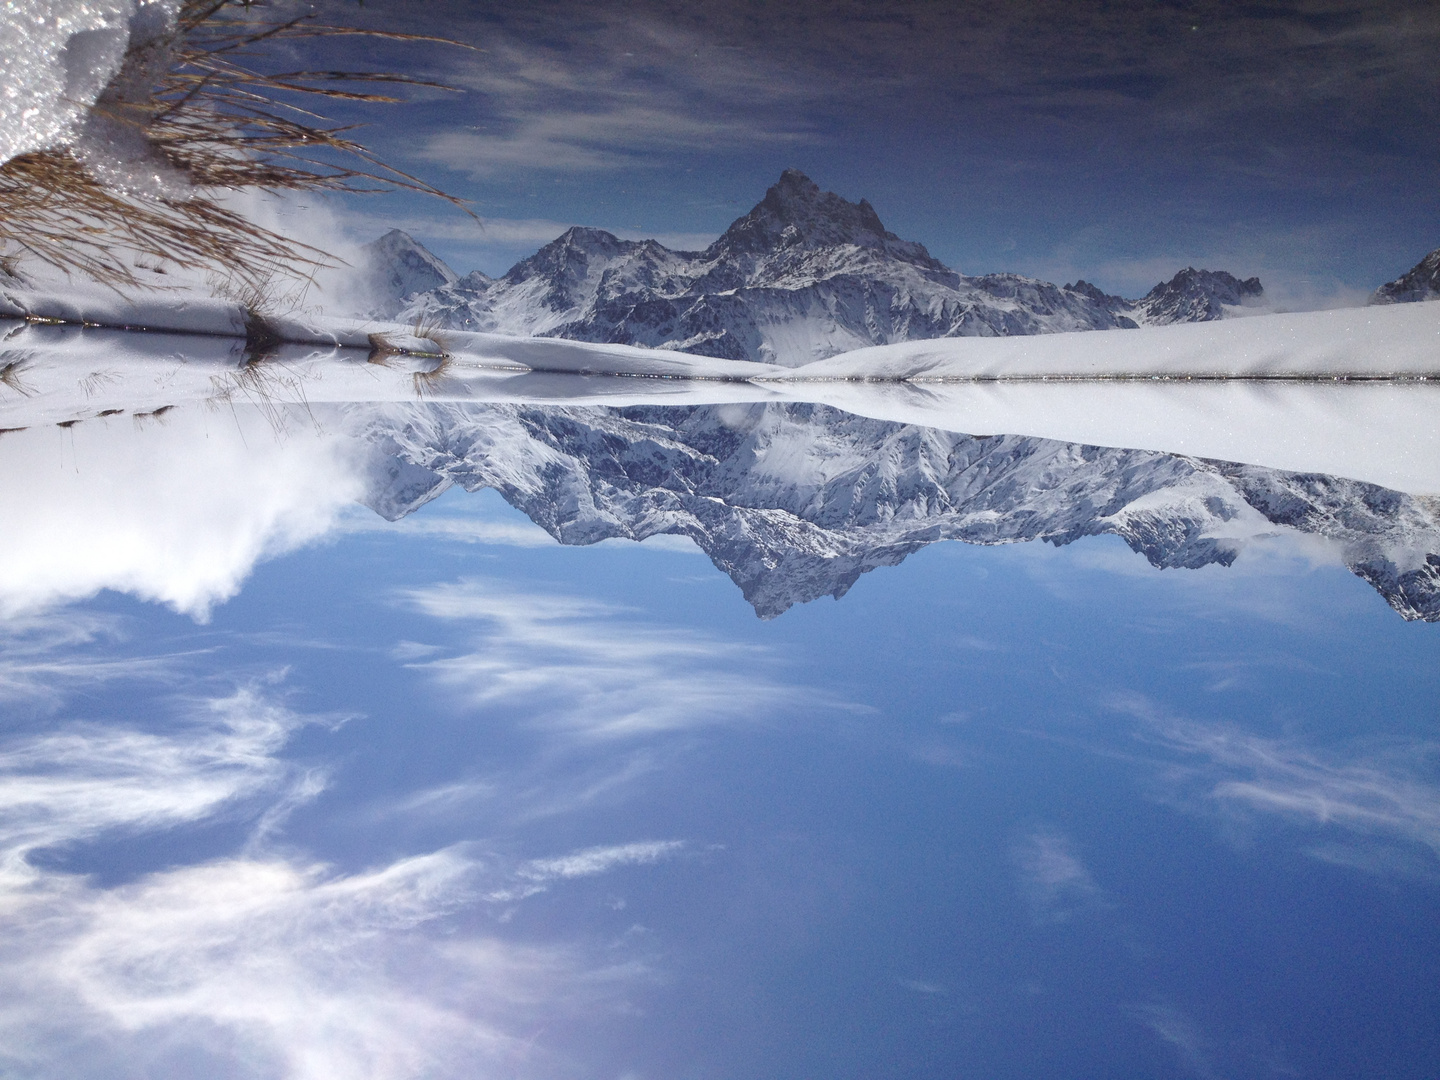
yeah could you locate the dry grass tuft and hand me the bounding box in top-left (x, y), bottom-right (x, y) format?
top-left (0, 0), bottom-right (473, 291)
top-left (369, 315), bottom-right (449, 365)
top-left (0, 359), bottom-right (36, 397)
top-left (411, 353), bottom-right (456, 398)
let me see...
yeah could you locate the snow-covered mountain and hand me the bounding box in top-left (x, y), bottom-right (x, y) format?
top-left (1372, 246), bottom-right (1440, 305)
top-left (355, 402), bottom-right (1440, 621)
top-left (358, 170), bottom-right (1266, 366)
top-left (358, 229), bottom-right (463, 319)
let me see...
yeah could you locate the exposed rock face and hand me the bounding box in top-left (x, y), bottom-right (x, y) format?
top-left (353, 401), bottom-right (1440, 621)
top-left (1372, 247), bottom-right (1440, 305)
top-left (359, 171), bottom-right (1267, 366)
top-left (1133, 267), bottom-right (1265, 323)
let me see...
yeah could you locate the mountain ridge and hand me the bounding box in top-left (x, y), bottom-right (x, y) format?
top-left (358, 171), bottom-right (1268, 366)
top-left (355, 402), bottom-right (1440, 622)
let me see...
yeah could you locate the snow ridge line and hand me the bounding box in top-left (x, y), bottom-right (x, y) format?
top-left (3, 290), bottom-right (1439, 383)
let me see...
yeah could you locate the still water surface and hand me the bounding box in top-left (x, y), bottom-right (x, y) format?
top-left (0, 390), bottom-right (1436, 1078)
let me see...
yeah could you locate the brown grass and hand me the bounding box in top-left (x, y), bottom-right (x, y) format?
top-left (0, 359), bottom-right (35, 397)
top-left (0, 0), bottom-right (473, 291)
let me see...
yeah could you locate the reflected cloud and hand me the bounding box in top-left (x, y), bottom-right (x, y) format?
top-left (489, 840), bottom-right (686, 903)
top-left (0, 610), bottom-right (180, 706)
top-left (1128, 1003), bottom-right (1222, 1080)
top-left (0, 848), bottom-right (613, 1080)
top-left (1011, 826), bottom-right (1103, 924)
top-left (0, 682), bottom-right (333, 883)
top-left (402, 578), bottom-right (820, 738)
top-left (0, 406), bottom-right (362, 620)
top-left (345, 512), bottom-right (558, 548)
top-left (1117, 694), bottom-right (1440, 871)
top-left (0, 654), bottom-right (660, 1079)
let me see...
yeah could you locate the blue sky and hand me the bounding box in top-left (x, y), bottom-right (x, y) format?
top-left (287, 0), bottom-right (1440, 307)
top-left (3, 485), bottom-right (1437, 1078)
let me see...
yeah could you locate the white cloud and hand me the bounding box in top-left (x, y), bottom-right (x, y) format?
top-left (0, 610), bottom-right (180, 705)
top-left (520, 840), bottom-right (685, 882)
top-left (483, 840), bottom-right (685, 904)
top-left (1029, 219), bottom-right (1381, 311)
top-left (1116, 694), bottom-right (1440, 868)
top-left (331, 207), bottom-right (720, 275)
top-left (0, 682), bottom-right (330, 884)
top-left (0, 405), bottom-right (363, 620)
top-left (1128, 1003), bottom-right (1222, 1080)
top-left (401, 578), bottom-right (823, 739)
top-left (0, 669), bottom-right (654, 1079)
top-left (0, 849), bottom-right (607, 1080)
top-left (345, 513), bottom-right (558, 548)
top-left (417, 17), bottom-right (824, 178)
top-left (1011, 826), bottom-right (1103, 924)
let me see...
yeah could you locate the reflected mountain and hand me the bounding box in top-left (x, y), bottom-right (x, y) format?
top-left (357, 402), bottom-right (1440, 621)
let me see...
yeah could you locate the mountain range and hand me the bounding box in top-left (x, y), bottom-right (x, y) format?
top-left (357, 170), bottom-right (1267, 367)
top-left (354, 401), bottom-right (1440, 622)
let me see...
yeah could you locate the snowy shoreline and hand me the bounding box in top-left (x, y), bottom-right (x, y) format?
top-left (3, 298), bottom-right (1438, 495)
top-left (2, 287), bottom-right (1438, 381)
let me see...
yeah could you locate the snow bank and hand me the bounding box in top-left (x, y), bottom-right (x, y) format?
top-left (2, 300), bottom-right (1438, 494)
top-left (0, 0), bottom-right (179, 166)
top-left (766, 379), bottom-right (1440, 497)
top-left (4, 287), bottom-right (1436, 381)
top-left (775, 302), bottom-right (1440, 380)
top-left (0, 285), bottom-right (793, 378)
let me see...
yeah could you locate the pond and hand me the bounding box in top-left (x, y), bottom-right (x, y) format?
top-left (0, 347), bottom-right (1436, 1078)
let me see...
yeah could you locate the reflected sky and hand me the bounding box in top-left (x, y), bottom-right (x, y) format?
top-left (0, 393), bottom-right (1437, 1078)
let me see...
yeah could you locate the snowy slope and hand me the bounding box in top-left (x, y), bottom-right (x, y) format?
top-left (1, 315), bottom-right (1436, 620)
top-left (369, 171), bottom-right (1268, 366)
top-left (358, 230), bottom-right (463, 319)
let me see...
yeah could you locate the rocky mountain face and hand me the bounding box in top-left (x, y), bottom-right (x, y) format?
top-left (353, 401), bottom-right (1440, 622)
top-left (358, 170), bottom-right (1267, 366)
top-left (1372, 247), bottom-right (1440, 305)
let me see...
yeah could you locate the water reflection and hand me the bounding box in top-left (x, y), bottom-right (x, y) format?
top-left (0, 339), bottom-right (1438, 1079)
top-left (0, 377), bottom-right (1436, 620)
top-left (360, 401), bottom-right (1440, 620)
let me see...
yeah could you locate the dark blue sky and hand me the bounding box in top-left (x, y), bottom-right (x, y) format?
top-left (304, 0), bottom-right (1440, 306)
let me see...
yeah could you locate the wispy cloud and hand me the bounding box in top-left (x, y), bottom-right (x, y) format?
top-left (400, 578), bottom-right (825, 739)
top-left (345, 514), bottom-right (558, 548)
top-left (0, 682), bottom-right (333, 882)
top-left (333, 208), bottom-right (719, 267)
top-left (0, 610), bottom-right (180, 705)
top-left (1011, 826), bottom-right (1103, 924)
top-left (420, 19), bottom-right (825, 178)
top-left (1115, 694), bottom-right (1440, 871)
top-left (487, 840), bottom-right (686, 903)
top-left (1128, 1004), bottom-right (1222, 1080)
top-left (0, 848), bottom-right (614, 1080)
top-left (0, 666), bottom-right (656, 1079)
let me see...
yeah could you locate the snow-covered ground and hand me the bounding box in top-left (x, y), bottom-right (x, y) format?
top-left (782, 301), bottom-right (1440, 380)
top-left (1, 298), bottom-right (1437, 493)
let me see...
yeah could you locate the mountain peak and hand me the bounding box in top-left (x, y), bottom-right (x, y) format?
top-left (1137, 267), bottom-right (1264, 323)
top-left (708, 169), bottom-right (943, 269)
top-left (359, 230), bottom-right (457, 318)
top-left (1371, 246), bottom-right (1440, 305)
